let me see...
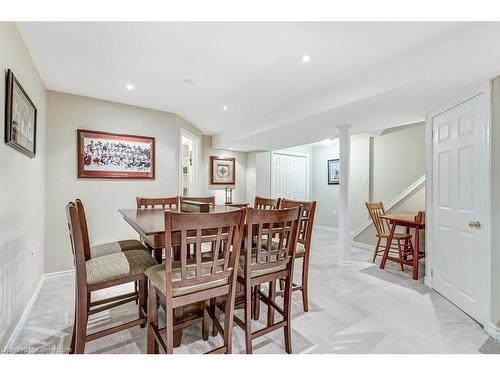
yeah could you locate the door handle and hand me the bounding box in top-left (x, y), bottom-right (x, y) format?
top-left (468, 220), bottom-right (481, 229)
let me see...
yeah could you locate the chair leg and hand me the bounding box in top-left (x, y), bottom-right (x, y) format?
top-left (223, 290), bottom-right (236, 354)
top-left (139, 279), bottom-right (146, 328)
top-left (147, 285), bottom-right (159, 354)
top-left (301, 256), bottom-right (310, 312)
top-left (283, 276), bottom-right (293, 354)
top-left (253, 285), bottom-right (261, 320)
top-left (397, 240), bottom-right (404, 271)
top-left (210, 298), bottom-right (218, 337)
top-left (74, 290), bottom-right (88, 354)
top-left (202, 301), bottom-right (209, 341)
top-left (166, 305), bottom-right (175, 354)
top-left (267, 280), bottom-right (276, 326)
top-left (372, 237), bottom-right (381, 263)
top-left (69, 308), bottom-right (76, 354)
top-left (244, 284), bottom-right (253, 354)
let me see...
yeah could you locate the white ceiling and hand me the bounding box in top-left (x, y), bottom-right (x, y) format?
top-left (16, 22), bottom-right (500, 151)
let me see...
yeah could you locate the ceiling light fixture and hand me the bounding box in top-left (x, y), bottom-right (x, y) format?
top-left (320, 138), bottom-right (333, 146)
top-left (302, 55), bottom-right (311, 63)
top-left (222, 105), bottom-right (228, 111)
top-left (184, 78), bottom-right (197, 85)
top-left (126, 83), bottom-right (134, 90)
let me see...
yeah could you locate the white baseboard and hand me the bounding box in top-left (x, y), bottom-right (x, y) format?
top-left (314, 224), bottom-right (338, 233)
top-left (485, 322), bottom-right (500, 341)
top-left (44, 269), bottom-right (75, 279)
top-left (2, 268), bottom-right (75, 352)
top-left (2, 274), bottom-right (45, 352)
top-left (424, 276), bottom-right (433, 288)
top-left (352, 241), bottom-right (375, 252)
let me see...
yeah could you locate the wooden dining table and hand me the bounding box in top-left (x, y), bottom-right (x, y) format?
top-left (379, 212), bottom-right (425, 280)
top-left (118, 205), bottom-right (242, 347)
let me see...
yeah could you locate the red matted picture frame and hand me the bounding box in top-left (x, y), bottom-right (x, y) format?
top-left (77, 129), bottom-right (155, 179)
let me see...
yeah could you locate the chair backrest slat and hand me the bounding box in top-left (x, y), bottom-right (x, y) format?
top-left (244, 207), bottom-right (302, 275)
top-left (280, 199), bottom-right (317, 248)
top-left (365, 202), bottom-right (389, 235)
top-left (136, 196), bottom-right (178, 209)
top-left (254, 196), bottom-right (281, 210)
top-left (74, 199), bottom-right (92, 261)
top-left (164, 209), bottom-right (245, 293)
top-left (179, 196), bottom-right (215, 206)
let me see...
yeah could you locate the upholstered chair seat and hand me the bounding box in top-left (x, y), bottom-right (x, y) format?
top-left (90, 239), bottom-right (147, 258)
top-left (238, 248), bottom-right (287, 278)
top-left (145, 261), bottom-right (228, 297)
top-left (86, 250), bottom-right (157, 285)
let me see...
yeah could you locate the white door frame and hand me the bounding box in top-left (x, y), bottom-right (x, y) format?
top-left (179, 128), bottom-right (201, 196)
top-left (425, 81), bottom-right (492, 327)
top-left (270, 151), bottom-right (311, 201)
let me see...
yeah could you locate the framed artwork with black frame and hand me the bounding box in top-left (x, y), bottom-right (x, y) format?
top-left (4, 69), bottom-right (37, 158)
top-left (328, 158), bottom-right (340, 185)
top-left (210, 156), bottom-right (236, 185)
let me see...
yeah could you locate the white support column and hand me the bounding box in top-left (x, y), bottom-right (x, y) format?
top-left (337, 124), bottom-right (351, 265)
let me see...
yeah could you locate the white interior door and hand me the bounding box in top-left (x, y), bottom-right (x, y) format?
top-left (431, 93), bottom-right (488, 323)
top-left (271, 153), bottom-right (307, 200)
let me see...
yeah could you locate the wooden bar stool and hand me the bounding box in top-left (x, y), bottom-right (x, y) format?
top-left (179, 195), bottom-right (216, 206)
top-left (254, 196), bottom-right (281, 209)
top-left (278, 199), bottom-right (316, 312)
top-left (365, 202), bottom-right (413, 270)
top-left (66, 202), bottom-right (157, 354)
top-left (76, 199), bottom-right (147, 258)
top-left (231, 206), bottom-right (302, 354)
top-left (145, 209), bottom-right (245, 354)
top-left (136, 196), bottom-right (179, 262)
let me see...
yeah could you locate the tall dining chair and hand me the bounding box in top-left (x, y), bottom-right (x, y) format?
top-left (66, 202), bottom-right (157, 354)
top-left (365, 202), bottom-right (413, 269)
top-left (279, 198), bottom-right (316, 312)
top-left (254, 196), bottom-right (281, 209)
top-left (76, 199), bottom-right (147, 258)
top-left (145, 208), bottom-right (245, 354)
top-left (233, 206), bottom-right (302, 354)
top-left (136, 196), bottom-right (179, 262)
top-left (179, 195), bottom-right (216, 206)
top-left (136, 196), bottom-right (178, 209)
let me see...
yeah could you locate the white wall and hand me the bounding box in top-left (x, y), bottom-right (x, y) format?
top-left (372, 123), bottom-right (426, 203)
top-left (0, 22), bottom-right (47, 347)
top-left (311, 137), bottom-right (370, 229)
top-left (201, 135), bottom-right (247, 204)
top-left (256, 151), bottom-right (271, 198)
top-left (45, 91), bottom-right (201, 273)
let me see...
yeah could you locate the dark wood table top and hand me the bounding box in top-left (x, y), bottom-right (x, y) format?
top-left (119, 205), bottom-right (241, 236)
top-left (380, 212), bottom-right (425, 229)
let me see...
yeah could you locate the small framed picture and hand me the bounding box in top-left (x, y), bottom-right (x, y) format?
top-left (77, 129), bottom-right (155, 179)
top-left (4, 69), bottom-right (37, 158)
top-left (328, 159), bottom-right (340, 185)
top-left (210, 156), bottom-right (235, 185)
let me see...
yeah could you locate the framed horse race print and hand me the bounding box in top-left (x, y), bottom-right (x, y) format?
top-left (77, 129), bottom-right (155, 179)
top-left (210, 156), bottom-right (235, 185)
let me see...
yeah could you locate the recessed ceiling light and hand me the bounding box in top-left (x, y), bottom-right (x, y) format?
top-left (229, 147), bottom-right (234, 150)
top-left (222, 105), bottom-right (228, 111)
top-left (126, 83), bottom-right (134, 90)
top-left (320, 138), bottom-right (333, 146)
top-left (302, 55), bottom-right (311, 63)
top-left (184, 78), bottom-right (197, 85)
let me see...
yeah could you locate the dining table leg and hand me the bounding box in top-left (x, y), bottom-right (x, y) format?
top-left (380, 221), bottom-right (396, 269)
top-left (412, 227), bottom-right (420, 280)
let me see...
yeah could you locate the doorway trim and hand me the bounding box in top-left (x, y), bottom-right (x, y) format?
top-left (270, 150), bottom-right (311, 201)
top-left (425, 81), bottom-right (492, 327)
top-left (179, 128), bottom-right (201, 196)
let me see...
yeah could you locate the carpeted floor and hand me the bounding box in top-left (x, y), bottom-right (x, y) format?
top-left (8, 228), bottom-right (500, 354)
